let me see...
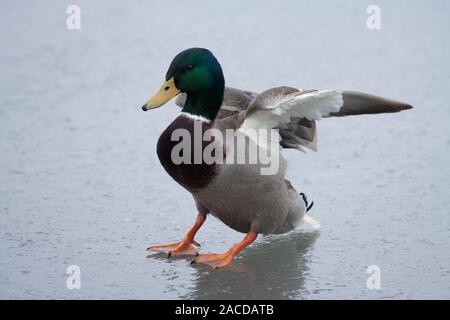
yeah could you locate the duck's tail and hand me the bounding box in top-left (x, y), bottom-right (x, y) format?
top-left (299, 193), bottom-right (321, 228)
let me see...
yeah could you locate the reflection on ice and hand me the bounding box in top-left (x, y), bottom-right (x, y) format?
top-left (187, 231), bottom-right (319, 300)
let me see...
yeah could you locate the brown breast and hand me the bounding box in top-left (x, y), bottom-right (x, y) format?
top-left (156, 115), bottom-right (219, 191)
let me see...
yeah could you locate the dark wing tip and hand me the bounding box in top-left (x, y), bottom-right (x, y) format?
top-left (402, 103), bottom-right (414, 110)
top-left (330, 91), bottom-right (414, 117)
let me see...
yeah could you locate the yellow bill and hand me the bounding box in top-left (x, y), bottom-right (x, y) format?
top-left (141, 77), bottom-right (180, 111)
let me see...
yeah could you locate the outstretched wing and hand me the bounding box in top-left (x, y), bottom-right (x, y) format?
top-left (177, 86), bottom-right (412, 152)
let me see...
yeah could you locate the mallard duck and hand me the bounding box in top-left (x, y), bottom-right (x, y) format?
top-left (141, 48), bottom-right (412, 268)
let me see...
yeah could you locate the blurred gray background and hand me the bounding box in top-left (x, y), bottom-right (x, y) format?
top-left (0, 0), bottom-right (449, 299)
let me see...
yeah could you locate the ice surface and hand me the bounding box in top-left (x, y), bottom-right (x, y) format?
top-left (0, 0), bottom-right (449, 299)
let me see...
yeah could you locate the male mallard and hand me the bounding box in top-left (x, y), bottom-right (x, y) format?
top-left (141, 48), bottom-right (412, 268)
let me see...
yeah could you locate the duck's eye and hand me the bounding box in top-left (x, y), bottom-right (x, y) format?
top-left (182, 65), bottom-right (193, 73)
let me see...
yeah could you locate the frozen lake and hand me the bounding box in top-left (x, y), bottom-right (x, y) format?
top-left (0, 0), bottom-right (449, 299)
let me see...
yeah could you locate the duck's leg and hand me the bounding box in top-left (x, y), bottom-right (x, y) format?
top-left (191, 231), bottom-right (258, 269)
top-left (147, 213), bottom-right (206, 257)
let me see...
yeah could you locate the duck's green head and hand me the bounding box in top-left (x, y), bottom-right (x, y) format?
top-left (142, 48), bottom-right (225, 120)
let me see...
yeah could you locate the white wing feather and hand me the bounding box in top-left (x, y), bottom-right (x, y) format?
top-left (239, 90), bottom-right (344, 132)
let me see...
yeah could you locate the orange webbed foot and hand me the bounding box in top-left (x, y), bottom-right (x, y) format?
top-left (147, 213), bottom-right (206, 258)
top-left (191, 231), bottom-right (258, 269)
top-left (147, 239), bottom-right (200, 257)
top-left (191, 252), bottom-right (234, 269)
